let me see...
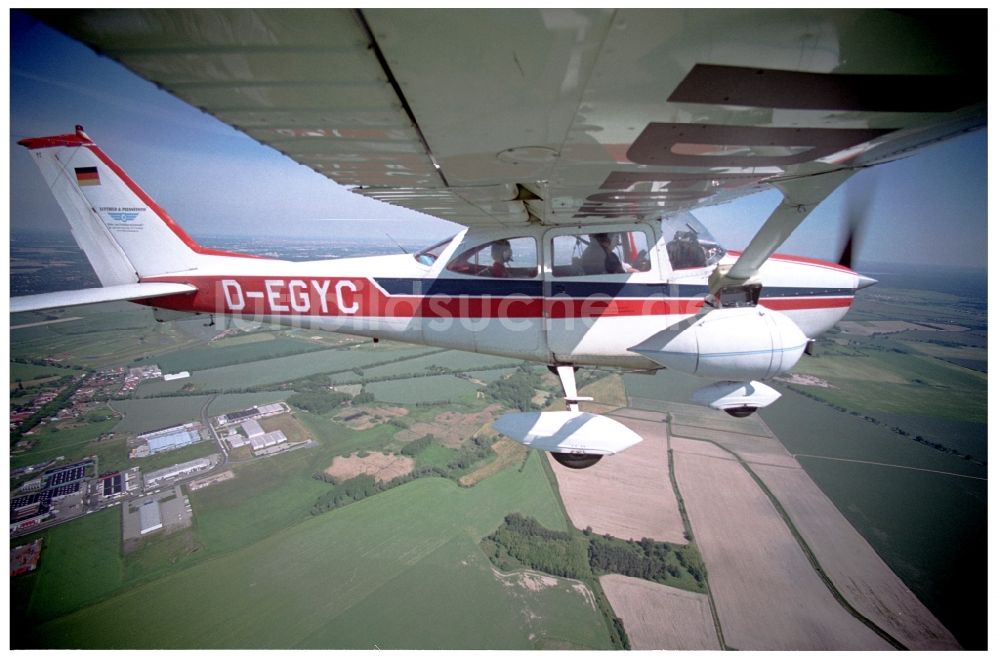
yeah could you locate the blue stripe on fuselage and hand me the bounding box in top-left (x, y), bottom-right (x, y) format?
top-left (375, 277), bottom-right (853, 299)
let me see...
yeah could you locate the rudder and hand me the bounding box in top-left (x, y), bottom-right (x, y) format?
top-left (19, 126), bottom-right (200, 284)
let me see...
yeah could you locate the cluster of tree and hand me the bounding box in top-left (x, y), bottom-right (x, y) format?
top-left (287, 373), bottom-right (335, 392)
top-left (387, 417), bottom-right (409, 429)
top-left (288, 390), bottom-right (352, 414)
top-left (311, 473), bottom-right (380, 512)
top-left (400, 434), bottom-right (434, 457)
top-left (284, 369), bottom-right (379, 413)
top-left (445, 434), bottom-right (495, 474)
top-left (482, 514), bottom-right (706, 591)
top-left (484, 365), bottom-right (542, 411)
top-left (480, 514), bottom-right (635, 650)
top-left (400, 432), bottom-right (494, 472)
top-left (482, 513), bottom-right (591, 579)
top-left (586, 532), bottom-right (704, 587)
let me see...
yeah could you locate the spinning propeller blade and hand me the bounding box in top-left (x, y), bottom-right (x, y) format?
top-left (837, 174), bottom-right (876, 270)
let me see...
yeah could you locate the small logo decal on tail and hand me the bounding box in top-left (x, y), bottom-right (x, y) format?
top-left (106, 209), bottom-right (142, 222)
top-left (74, 166), bottom-right (100, 186)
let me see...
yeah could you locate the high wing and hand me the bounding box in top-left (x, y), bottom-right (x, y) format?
top-left (36, 9), bottom-right (985, 231)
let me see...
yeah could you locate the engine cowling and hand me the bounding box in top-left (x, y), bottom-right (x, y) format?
top-left (630, 306), bottom-right (808, 380)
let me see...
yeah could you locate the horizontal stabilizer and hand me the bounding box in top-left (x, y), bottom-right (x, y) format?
top-left (11, 282), bottom-right (197, 314)
top-left (494, 411), bottom-right (642, 455)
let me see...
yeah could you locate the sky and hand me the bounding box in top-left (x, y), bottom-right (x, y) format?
top-left (8, 10), bottom-right (989, 268)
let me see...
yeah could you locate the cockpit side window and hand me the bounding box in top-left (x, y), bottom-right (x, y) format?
top-left (414, 235), bottom-right (456, 266)
top-left (445, 236), bottom-right (538, 278)
top-left (662, 215), bottom-right (725, 270)
top-left (551, 230), bottom-right (652, 277)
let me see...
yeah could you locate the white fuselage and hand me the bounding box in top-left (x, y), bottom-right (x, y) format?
top-left (143, 221), bottom-right (864, 372)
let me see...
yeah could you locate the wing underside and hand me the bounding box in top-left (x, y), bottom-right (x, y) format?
top-left (36, 9), bottom-right (986, 228)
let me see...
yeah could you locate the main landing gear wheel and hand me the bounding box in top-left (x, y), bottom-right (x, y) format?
top-left (551, 452), bottom-right (603, 469)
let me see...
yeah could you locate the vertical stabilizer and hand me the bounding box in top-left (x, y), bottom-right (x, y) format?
top-left (18, 126), bottom-right (200, 284)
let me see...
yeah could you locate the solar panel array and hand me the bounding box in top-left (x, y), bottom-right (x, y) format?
top-left (13, 459), bottom-right (94, 523)
top-left (102, 473), bottom-right (123, 497)
top-left (46, 466), bottom-right (85, 487)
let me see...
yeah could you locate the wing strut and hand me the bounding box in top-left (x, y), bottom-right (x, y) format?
top-left (709, 169), bottom-right (854, 299)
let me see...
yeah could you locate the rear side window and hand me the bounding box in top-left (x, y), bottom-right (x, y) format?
top-left (445, 236), bottom-right (538, 278)
top-left (551, 230), bottom-right (651, 277)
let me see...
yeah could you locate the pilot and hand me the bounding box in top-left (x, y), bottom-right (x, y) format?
top-left (490, 240), bottom-right (512, 277)
top-left (581, 233), bottom-right (635, 274)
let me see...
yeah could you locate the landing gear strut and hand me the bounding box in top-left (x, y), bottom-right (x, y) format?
top-left (548, 364), bottom-right (593, 412)
top-left (547, 364), bottom-right (603, 468)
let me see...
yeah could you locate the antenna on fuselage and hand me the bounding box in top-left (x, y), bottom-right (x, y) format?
top-left (385, 232), bottom-right (409, 254)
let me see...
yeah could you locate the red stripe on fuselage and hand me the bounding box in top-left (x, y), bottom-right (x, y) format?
top-left (760, 297), bottom-right (853, 311)
top-left (141, 275), bottom-right (851, 319)
top-left (726, 250), bottom-right (855, 274)
top-left (546, 298), bottom-right (705, 318)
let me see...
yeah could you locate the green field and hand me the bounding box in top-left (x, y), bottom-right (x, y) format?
top-left (111, 396), bottom-right (213, 434)
top-left (10, 361), bottom-right (85, 384)
top-left (359, 350), bottom-right (519, 379)
top-left (136, 345), bottom-right (437, 395)
top-left (13, 507), bottom-right (124, 624)
top-left (796, 457), bottom-right (986, 650)
top-left (762, 388), bottom-right (986, 479)
top-left (367, 374), bottom-right (478, 405)
top-left (789, 347), bottom-right (987, 422)
top-left (10, 303), bottom-right (211, 369)
top-left (11, 419), bottom-right (120, 472)
top-left (20, 456), bottom-right (609, 649)
top-left (149, 336), bottom-right (327, 373)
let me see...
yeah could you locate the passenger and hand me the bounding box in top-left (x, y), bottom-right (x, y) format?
top-left (490, 240), bottom-right (512, 277)
top-left (581, 233), bottom-right (634, 274)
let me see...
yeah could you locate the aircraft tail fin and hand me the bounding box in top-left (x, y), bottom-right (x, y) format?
top-left (18, 126), bottom-right (203, 285)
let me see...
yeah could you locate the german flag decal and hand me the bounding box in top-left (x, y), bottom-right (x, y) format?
top-left (75, 166), bottom-right (100, 186)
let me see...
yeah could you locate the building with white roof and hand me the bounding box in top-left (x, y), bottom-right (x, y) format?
top-left (139, 501), bottom-right (163, 535)
top-left (242, 419), bottom-right (264, 438)
top-left (251, 430), bottom-right (287, 454)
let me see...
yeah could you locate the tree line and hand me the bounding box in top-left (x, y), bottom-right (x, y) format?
top-left (482, 513), bottom-right (706, 591)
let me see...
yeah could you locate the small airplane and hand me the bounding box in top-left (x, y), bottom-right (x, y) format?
top-left (13, 10), bottom-right (985, 468)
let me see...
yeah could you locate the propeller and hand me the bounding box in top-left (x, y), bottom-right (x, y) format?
top-left (837, 174), bottom-right (875, 270)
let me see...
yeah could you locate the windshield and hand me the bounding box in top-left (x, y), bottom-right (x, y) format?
top-left (414, 234), bottom-right (457, 266)
top-left (662, 214), bottom-right (725, 270)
